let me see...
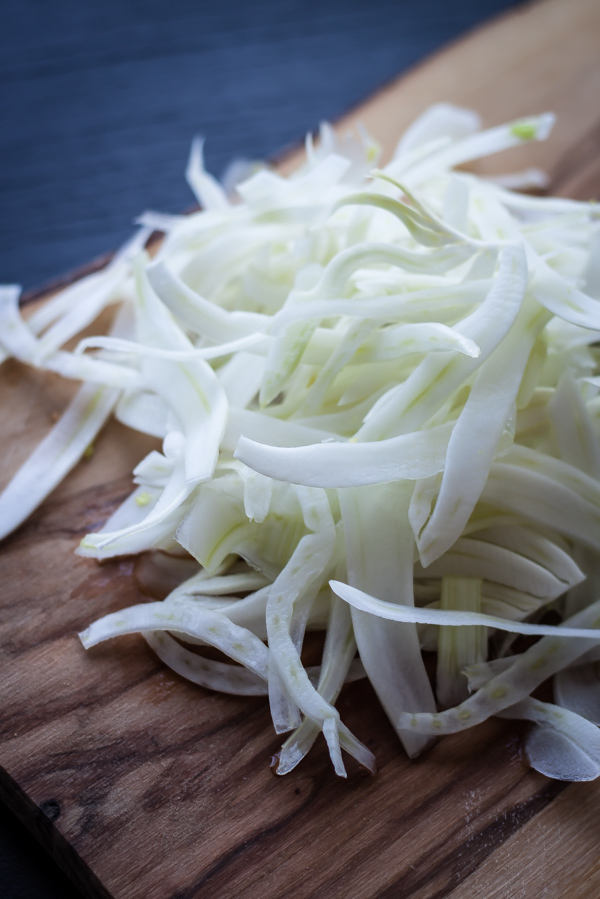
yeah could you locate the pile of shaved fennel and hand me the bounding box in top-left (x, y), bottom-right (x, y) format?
top-left (2, 104), bottom-right (600, 780)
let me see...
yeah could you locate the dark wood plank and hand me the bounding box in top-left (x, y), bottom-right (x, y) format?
top-left (2, 0), bottom-right (600, 896)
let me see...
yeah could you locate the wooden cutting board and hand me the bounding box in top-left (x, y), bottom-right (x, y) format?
top-left (2, 0), bottom-right (600, 896)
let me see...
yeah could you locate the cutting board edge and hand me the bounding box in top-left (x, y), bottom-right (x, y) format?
top-left (0, 761), bottom-right (110, 899)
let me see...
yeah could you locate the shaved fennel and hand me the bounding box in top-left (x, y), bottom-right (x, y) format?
top-left (2, 103), bottom-right (600, 781)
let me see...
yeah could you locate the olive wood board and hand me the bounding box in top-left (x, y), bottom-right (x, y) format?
top-left (2, 0), bottom-right (600, 896)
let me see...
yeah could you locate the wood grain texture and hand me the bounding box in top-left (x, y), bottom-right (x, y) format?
top-left (2, 0), bottom-right (600, 896)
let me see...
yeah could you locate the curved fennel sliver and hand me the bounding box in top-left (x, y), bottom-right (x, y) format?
top-left (276, 596), bottom-right (357, 775)
top-left (417, 297), bottom-right (550, 564)
top-left (357, 243), bottom-right (528, 441)
top-left (80, 600), bottom-right (269, 681)
top-left (498, 698), bottom-right (600, 782)
top-left (0, 287), bottom-right (141, 389)
top-left (340, 482), bottom-right (437, 759)
top-left (144, 630), bottom-right (268, 695)
top-left (330, 581), bottom-right (600, 640)
top-left (330, 584), bottom-right (600, 736)
top-left (144, 629), bottom-right (365, 700)
top-left (235, 421), bottom-right (454, 488)
top-left (0, 382), bottom-right (118, 542)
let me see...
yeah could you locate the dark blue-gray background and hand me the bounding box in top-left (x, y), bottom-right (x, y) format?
top-left (1, 0), bottom-right (521, 895)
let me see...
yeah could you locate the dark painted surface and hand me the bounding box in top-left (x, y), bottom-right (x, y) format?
top-left (1, 799), bottom-right (82, 899)
top-left (0, 0), bottom-right (521, 895)
top-left (1, 0), bottom-right (520, 291)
